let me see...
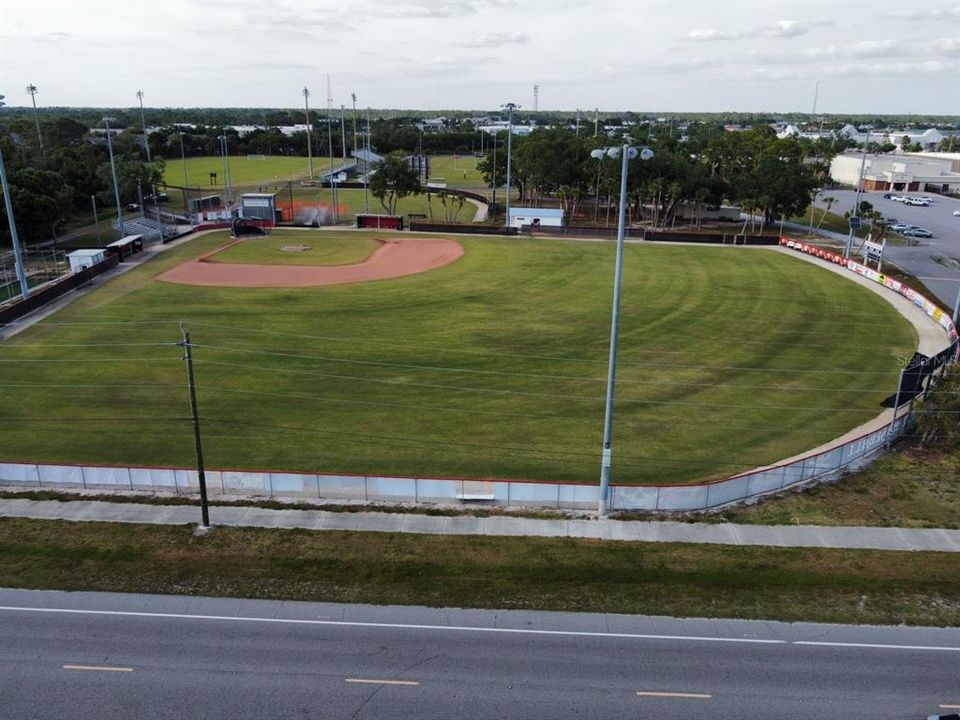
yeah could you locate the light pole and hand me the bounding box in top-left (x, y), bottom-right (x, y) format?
top-left (845, 129), bottom-right (871, 259)
top-left (26, 84), bottom-right (44, 159)
top-left (502, 102), bottom-right (519, 228)
top-left (591, 143), bottom-right (655, 515)
top-left (351, 93), bottom-right (358, 155)
top-left (0, 145), bottom-right (30, 299)
top-left (91, 195), bottom-right (102, 248)
top-left (103, 117), bottom-right (124, 238)
top-left (303, 87), bottom-right (314, 180)
top-left (136, 90), bottom-right (151, 162)
top-left (491, 130), bottom-right (498, 213)
top-left (340, 105), bottom-right (347, 161)
top-left (364, 107), bottom-right (371, 213)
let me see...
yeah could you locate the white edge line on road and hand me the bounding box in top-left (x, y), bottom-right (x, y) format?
top-left (793, 641), bottom-right (960, 652)
top-left (939, 705), bottom-right (960, 709)
top-left (63, 664), bottom-right (134, 672)
top-left (345, 678), bottom-right (420, 686)
top-left (637, 691), bottom-right (712, 699)
top-left (1, 606), bottom-right (958, 652)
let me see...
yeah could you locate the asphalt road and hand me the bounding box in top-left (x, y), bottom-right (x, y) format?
top-left (812, 188), bottom-right (960, 308)
top-left (1, 589), bottom-right (958, 720)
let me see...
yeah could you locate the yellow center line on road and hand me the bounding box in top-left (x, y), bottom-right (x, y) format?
top-left (345, 678), bottom-right (420, 687)
top-left (637, 691), bottom-right (712, 699)
top-left (63, 664), bottom-right (134, 673)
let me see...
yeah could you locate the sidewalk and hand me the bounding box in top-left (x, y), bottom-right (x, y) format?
top-left (3, 499), bottom-right (959, 552)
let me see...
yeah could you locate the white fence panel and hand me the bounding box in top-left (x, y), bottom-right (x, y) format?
top-left (270, 472), bottom-right (317, 495)
top-left (656, 485), bottom-right (709, 510)
top-left (129, 468), bottom-right (178, 489)
top-left (81, 466), bottom-right (131, 487)
top-left (0, 462), bottom-right (39, 484)
top-left (558, 484), bottom-right (600, 508)
top-left (316, 475), bottom-right (367, 500)
top-left (745, 468), bottom-right (783, 497)
top-left (705, 475), bottom-right (750, 508)
top-left (38, 464), bottom-right (84, 487)
top-left (366, 476), bottom-right (417, 501)
top-left (415, 478), bottom-right (459, 503)
top-left (222, 471), bottom-right (270, 495)
top-left (504, 482), bottom-right (561, 506)
top-left (610, 485), bottom-right (658, 511)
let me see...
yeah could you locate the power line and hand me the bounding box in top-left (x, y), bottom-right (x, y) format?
top-left (191, 342), bottom-right (902, 379)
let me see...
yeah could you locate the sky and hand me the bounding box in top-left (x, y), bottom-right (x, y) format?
top-left (1, 0), bottom-right (958, 114)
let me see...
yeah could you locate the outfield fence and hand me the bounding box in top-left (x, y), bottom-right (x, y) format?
top-left (0, 412), bottom-right (915, 512)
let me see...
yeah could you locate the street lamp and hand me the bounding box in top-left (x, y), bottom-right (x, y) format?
top-left (303, 87), bottom-right (314, 180)
top-left (502, 102), bottom-right (519, 228)
top-left (0, 94), bottom-right (30, 299)
top-left (103, 117), bottom-right (125, 238)
top-left (591, 143), bottom-right (654, 515)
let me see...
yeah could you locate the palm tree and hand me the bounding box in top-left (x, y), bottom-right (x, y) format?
top-left (815, 196), bottom-right (835, 231)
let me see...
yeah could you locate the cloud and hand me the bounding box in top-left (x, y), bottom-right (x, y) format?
top-left (830, 60), bottom-right (952, 76)
top-left (880, 6), bottom-right (960, 20)
top-left (456, 31), bottom-right (528, 48)
top-left (686, 18), bottom-right (830, 42)
top-left (933, 37), bottom-right (960, 53)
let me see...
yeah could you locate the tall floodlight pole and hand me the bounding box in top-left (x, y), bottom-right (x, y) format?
top-left (845, 129), bottom-right (871, 259)
top-left (594, 108), bottom-right (599, 137)
top-left (576, 109), bottom-right (581, 136)
top-left (592, 143), bottom-right (655, 515)
top-left (222, 130), bottom-right (233, 204)
top-left (491, 130), bottom-right (498, 212)
top-left (351, 93), bottom-right (358, 154)
top-left (103, 117), bottom-right (125, 238)
top-left (25, 84), bottom-right (44, 159)
top-left (340, 105), bottom-right (347, 161)
top-left (364, 107), bottom-right (371, 213)
top-left (91, 195), bottom-right (102, 248)
top-left (136, 90), bottom-right (151, 162)
top-left (0, 146), bottom-right (30, 299)
top-left (502, 102), bottom-right (519, 228)
top-left (303, 87), bottom-right (314, 180)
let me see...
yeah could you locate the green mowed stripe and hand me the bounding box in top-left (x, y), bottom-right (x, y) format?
top-left (0, 232), bottom-right (915, 484)
top-left (207, 232), bottom-right (380, 266)
top-left (162, 155), bottom-right (313, 187)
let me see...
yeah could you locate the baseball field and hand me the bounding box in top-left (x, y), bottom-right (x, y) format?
top-left (0, 229), bottom-right (915, 485)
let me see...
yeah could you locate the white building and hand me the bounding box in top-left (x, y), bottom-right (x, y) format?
top-left (66, 249), bottom-right (106, 273)
top-left (829, 152), bottom-right (960, 193)
top-left (507, 207), bottom-right (564, 229)
top-left (839, 125), bottom-right (944, 150)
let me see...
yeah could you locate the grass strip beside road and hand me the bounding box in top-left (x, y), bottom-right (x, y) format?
top-left (1, 517), bottom-right (957, 627)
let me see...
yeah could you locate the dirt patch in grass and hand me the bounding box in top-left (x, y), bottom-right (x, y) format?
top-left (1, 517), bottom-right (957, 626)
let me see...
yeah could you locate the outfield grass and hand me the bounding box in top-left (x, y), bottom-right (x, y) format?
top-left (162, 155), bottom-right (314, 188)
top-left (207, 232), bottom-right (380, 266)
top-left (282, 186), bottom-right (477, 224)
top-left (428, 154), bottom-right (487, 189)
top-left (0, 231), bottom-right (915, 484)
top-left (1, 518), bottom-right (957, 625)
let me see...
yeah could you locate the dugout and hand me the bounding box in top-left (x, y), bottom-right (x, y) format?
top-left (356, 214), bottom-right (404, 230)
top-left (105, 234), bottom-right (144, 262)
top-left (241, 193), bottom-right (278, 224)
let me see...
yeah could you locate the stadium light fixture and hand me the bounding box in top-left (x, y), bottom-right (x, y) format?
top-left (592, 143), bottom-right (654, 515)
top-left (0, 95), bottom-right (30, 299)
top-left (103, 117), bottom-right (125, 238)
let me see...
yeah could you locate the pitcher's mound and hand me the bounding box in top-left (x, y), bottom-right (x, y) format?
top-left (158, 238), bottom-right (464, 288)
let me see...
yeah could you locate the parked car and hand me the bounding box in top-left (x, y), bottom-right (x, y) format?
top-left (902, 227), bottom-right (933, 238)
top-left (885, 217), bottom-right (898, 224)
top-left (953, 210), bottom-right (960, 217)
top-left (144, 192), bottom-right (169, 203)
top-left (882, 193), bottom-right (893, 199)
top-left (904, 198), bottom-right (930, 206)
top-left (890, 223), bottom-right (912, 232)
top-left (126, 203), bottom-right (140, 211)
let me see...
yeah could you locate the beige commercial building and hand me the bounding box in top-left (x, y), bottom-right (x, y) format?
top-left (829, 152), bottom-right (960, 193)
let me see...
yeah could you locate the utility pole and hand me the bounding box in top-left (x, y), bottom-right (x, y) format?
top-left (576, 109), bottom-right (581, 137)
top-left (103, 117), bottom-right (125, 238)
top-left (136, 90), bottom-right (151, 162)
top-left (303, 87), bottom-right (314, 180)
top-left (502, 102), bottom-right (519, 228)
top-left (533, 84), bottom-right (539, 113)
top-left (594, 108), bottom-right (599, 137)
top-left (25, 84), bottom-right (44, 159)
top-left (179, 325), bottom-right (210, 529)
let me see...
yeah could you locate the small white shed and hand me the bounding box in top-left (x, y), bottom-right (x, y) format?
top-left (66, 249), bottom-right (106, 273)
top-left (507, 207), bottom-right (565, 229)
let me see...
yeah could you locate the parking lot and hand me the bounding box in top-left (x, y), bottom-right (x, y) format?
top-left (813, 189), bottom-right (960, 308)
